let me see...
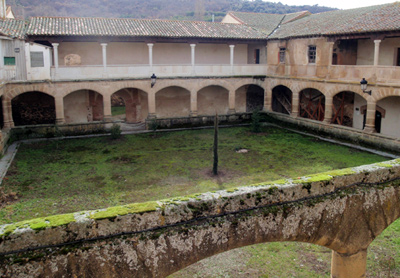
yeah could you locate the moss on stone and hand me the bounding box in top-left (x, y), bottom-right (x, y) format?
top-left (1, 213), bottom-right (76, 237)
top-left (376, 163), bottom-right (394, 168)
top-left (90, 201), bottom-right (159, 220)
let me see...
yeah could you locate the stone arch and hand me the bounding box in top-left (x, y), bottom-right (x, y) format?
top-left (5, 87), bottom-right (54, 102)
top-left (235, 84), bottom-right (264, 113)
top-left (155, 86), bottom-right (190, 118)
top-left (331, 91), bottom-right (366, 129)
top-left (111, 88), bottom-right (148, 123)
top-left (59, 84), bottom-right (106, 99)
top-left (197, 85), bottom-right (229, 115)
top-left (63, 89), bottom-right (104, 124)
top-left (195, 81), bottom-right (232, 94)
top-left (11, 91), bottom-right (56, 126)
top-left (299, 88), bottom-right (325, 121)
top-left (376, 96), bottom-right (400, 137)
top-left (272, 85), bottom-right (293, 115)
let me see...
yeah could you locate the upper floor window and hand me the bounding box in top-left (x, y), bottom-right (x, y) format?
top-left (4, 57), bottom-right (15, 66)
top-left (308, 45), bottom-right (316, 64)
top-left (279, 47), bottom-right (286, 63)
top-left (30, 52), bottom-right (44, 67)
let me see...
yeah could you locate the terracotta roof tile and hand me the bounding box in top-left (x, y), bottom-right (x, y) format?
top-left (0, 18), bottom-right (26, 39)
top-left (225, 12), bottom-right (285, 36)
top-left (270, 2), bottom-right (400, 39)
top-left (26, 17), bottom-right (267, 40)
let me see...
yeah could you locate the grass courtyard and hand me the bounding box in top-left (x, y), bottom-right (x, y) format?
top-left (1, 126), bottom-right (398, 277)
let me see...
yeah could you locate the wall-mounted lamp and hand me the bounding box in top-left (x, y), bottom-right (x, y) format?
top-left (360, 78), bottom-right (372, 96)
top-left (151, 73), bottom-right (157, 88)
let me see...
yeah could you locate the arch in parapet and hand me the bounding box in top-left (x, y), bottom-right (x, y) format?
top-left (195, 80), bottom-right (233, 93)
top-left (11, 91), bottom-right (56, 126)
top-left (298, 88), bottom-right (325, 122)
top-left (155, 86), bottom-right (191, 118)
top-left (197, 85), bottom-right (229, 115)
top-left (235, 84), bottom-right (264, 113)
top-left (111, 88), bottom-right (148, 123)
top-left (63, 89), bottom-right (104, 124)
top-left (272, 85), bottom-right (293, 115)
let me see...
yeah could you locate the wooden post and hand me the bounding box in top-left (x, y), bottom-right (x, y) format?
top-left (213, 113), bottom-right (218, 175)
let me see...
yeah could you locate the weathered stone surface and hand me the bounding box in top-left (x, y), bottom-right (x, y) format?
top-left (1, 159), bottom-right (400, 277)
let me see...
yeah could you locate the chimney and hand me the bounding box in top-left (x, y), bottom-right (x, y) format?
top-left (0, 0), bottom-right (6, 19)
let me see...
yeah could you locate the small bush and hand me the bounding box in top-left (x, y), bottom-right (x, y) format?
top-left (251, 110), bottom-right (262, 133)
top-left (110, 124), bottom-right (121, 139)
top-left (149, 119), bottom-right (158, 133)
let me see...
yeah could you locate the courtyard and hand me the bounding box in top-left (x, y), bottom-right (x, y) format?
top-left (1, 125), bottom-right (397, 277)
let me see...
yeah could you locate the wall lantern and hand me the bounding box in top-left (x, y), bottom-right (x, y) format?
top-left (360, 78), bottom-right (372, 96)
top-left (151, 73), bottom-right (157, 88)
top-left (14, 48), bottom-right (20, 53)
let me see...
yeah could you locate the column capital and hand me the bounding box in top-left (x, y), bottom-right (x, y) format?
top-left (190, 44), bottom-right (196, 47)
top-left (147, 43), bottom-right (154, 47)
top-left (52, 43), bottom-right (59, 47)
top-left (374, 39), bottom-right (382, 44)
top-left (100, 43), bottom-right (108, 47)
top-left (229, 44), bottom-right (235, 48)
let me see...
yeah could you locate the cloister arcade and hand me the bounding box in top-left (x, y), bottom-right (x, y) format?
top-left (0, 77), bottom-right (399, 139)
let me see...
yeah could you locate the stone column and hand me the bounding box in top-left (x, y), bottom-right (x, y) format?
top-left (52, 43), bottom-right (59, 76)
top-left (190, 44), bottom-right (196, 75)
top-left (323, 95), bottom-right (333, 124)
top-left (373, 40), bottom-right (381, 66)
top-left (101, 43), bottom-right (108, 74)
top-left (2, 97), bottom-right (14, 129)
top-left (103, 95), bottom-right (112, 122)
top-left (327, 42), bottom-right (334, 66)
top-left (291, 91), bottom-right (299, 117)
top-left (228, 90), bottom-right (236, 114)
top-left (364, 101), bottom-right (376, 133)
top-left (147, 43), bottom-right (154, 69)
top-left (190, 90), bottom-right (197, 116)
top-left (55, 96), bottom-right (65, 124)
top-left (229, 45), bottom-right (235, 74)
top-left (148, 91), bottom-right (156, 118)
top-left (331, 250), bottom-right (367, 278)
top-left (264, 88), bottom-right (272, 112)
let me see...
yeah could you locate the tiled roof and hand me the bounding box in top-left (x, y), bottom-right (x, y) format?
top-left (26, 17), bottom-right (267, 40)
top-left (270, 2), bottom-right (400, 39)
top-left (281, 11), bottom-right (311, 24)
top-left (225, 12), bottom-right (285, 36)
top-left (0, 19), bottom-right (26, 39)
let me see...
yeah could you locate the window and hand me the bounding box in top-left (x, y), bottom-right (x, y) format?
top-left (308, 45), bottom-right (316, 63)
top-left (279, 47), bottom-right (286, 63)
top-left (30, 52), bottom-right (44, 67)
top-left (4, 57), bottom-right (15, 66)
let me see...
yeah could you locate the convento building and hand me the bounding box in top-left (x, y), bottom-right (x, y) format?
top-left (0, 1), bottom-right (399, 149)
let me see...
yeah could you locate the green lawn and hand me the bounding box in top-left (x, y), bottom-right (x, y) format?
top-left (111, 106), bottom-right (126, 116)
top-left (1, 126), bottom-right (396, 277)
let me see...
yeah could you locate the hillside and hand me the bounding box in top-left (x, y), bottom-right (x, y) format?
top-left (8, 0), bottom-right (336, 21)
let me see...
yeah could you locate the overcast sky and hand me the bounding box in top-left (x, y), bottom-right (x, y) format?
top-left (274, 0), bottom-right (395, 10)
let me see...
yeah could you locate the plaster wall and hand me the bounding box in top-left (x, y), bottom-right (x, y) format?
top-left (378, 96), bottom-right (400, 138)
top-left (64, 90), bottom-right (90, 123)
top-left (195, 43), bottom-right (247, 64)
top-left (266, 41), bottom-right (280, 65)
top-left (356, 38), bottom-right (400, 66)
top-left (156, 87), bottom-right (190, 118)
top-left (287, 38), bottom-right (330, 66)
top-left (58, 42), bottom-right (102, 66)
top-left (221, 14), bottom-right (241, 24)
top-left (353, 93), bottom-right (367, 130)
top-left (153, 43), bottom-right (190, 65)
top-left (25, 43), bottom-right (51, 80)
top-left (247, 44), bottom-right (267, 64)
top-left (107, 42), bottom-right (148, 65)
top-left (198, 86), bottom-right (229, 115)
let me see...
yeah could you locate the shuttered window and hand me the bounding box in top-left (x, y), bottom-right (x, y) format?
top-left (4, 57), bottom-right (15, 65)
top-left (30, 52), bottom-right (44, 67)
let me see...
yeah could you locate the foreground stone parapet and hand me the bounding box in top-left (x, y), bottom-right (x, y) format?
top-left (1, 159), bottom-right (400, 277)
